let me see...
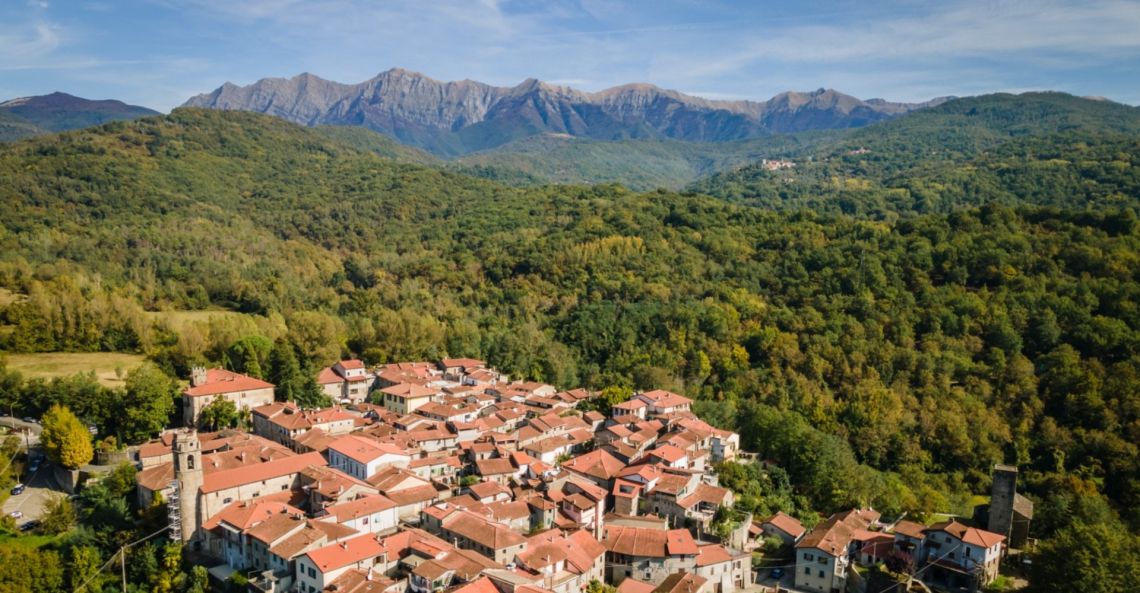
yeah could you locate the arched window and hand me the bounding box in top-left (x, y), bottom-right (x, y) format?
top-left (187, 454), bottom-right (195, 470)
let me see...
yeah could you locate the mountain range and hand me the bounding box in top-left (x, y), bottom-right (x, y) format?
top-left (0, 92), bottom-right (159, 141)
top-left (184, 68), bottom-right (951, 156)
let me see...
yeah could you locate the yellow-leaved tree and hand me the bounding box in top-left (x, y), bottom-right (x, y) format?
top-left (41, 404), bottom-right (94, 469)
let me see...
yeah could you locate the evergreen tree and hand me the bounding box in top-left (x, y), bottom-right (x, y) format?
top-left (268, 339), bottom-right (303, 402)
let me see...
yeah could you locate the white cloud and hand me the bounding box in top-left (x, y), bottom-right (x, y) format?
top-left (682, 0), bottom-right (1140, 77)
top-left (0, 21), bottom-right (63, 59)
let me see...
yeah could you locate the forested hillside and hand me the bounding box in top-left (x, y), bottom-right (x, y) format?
top-left (453, 131), bottom-right (836, 190)
top-left (1, 107), bottom-right (1139, 584)
top-left (691, 93), bottom-right (1140, 215)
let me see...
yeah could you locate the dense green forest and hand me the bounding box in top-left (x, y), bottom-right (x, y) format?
top-left (691, 93), bottom-right (1140, 215)
top-left (452, 131), bottom-right (836, 190)
top-left (0, 95), bottom-right (1139, 590)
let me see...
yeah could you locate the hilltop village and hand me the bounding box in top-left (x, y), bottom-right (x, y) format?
top-left (136, 359), bottom-right (1020, 593)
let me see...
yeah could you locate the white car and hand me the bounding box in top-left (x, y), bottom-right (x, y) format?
top-left (8, 510), bottom-right (23, 519)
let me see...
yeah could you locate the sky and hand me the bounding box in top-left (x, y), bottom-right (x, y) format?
top-left (2, 0), bottom-right (1139, 111)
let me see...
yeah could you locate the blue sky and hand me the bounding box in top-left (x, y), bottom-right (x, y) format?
top-left (2, 0), bottom-right (1139, 111)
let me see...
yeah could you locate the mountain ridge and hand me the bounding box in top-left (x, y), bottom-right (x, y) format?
top-left (0, 91), bottom-right (159, 136)
top-left (184, 68), bottom-right (952, 156)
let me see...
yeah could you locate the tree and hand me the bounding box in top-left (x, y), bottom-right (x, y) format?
top-left (198, 398), bottom-right (240, 431)
top-left (68, 545), bottom-right (105, 593)
top-left (152, 541), bottom-right (185, 593)
top-left (225, 335), bottom-right (273, 379)
top-left (582, 385), bottom-right (631, 416)
top-left (286, 311), bottom-right (345, 366)
top-left (1031, 517), bottom-right (1140, 593)
top-left (119, 364), bottom-right (176, 443)
top-left (105, 461), bottom-right (139, 498)
top-left (185, 566), bottom-right (209, 593)
top-left (586, 579), bottom-right (617, 593)
top-left (40, 493), bottom-right (76, 534)
top-left (292, 374), bottom-right (334, 410)
top-left (268, 339), bottom-right (303, 402)
top-left (40, 404), bottom-right (93, 469)
top-left (0, 546), bottom-right (64, 593)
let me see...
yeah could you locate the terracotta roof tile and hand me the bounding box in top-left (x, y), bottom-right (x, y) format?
top-left (184, 368), bottom-right (274, 397)
top-left (304, 532), bottom-right (385, 573)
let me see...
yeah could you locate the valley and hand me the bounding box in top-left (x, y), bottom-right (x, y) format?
top-left (0, 74), bottom-right (1137, 593)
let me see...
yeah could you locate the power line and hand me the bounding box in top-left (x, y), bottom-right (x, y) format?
top-left (71, 525), bottom-right (171, 593)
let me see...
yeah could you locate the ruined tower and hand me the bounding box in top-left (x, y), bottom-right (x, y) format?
top-left (172, 428), bottom-right (203, 543)
top-left (988, 464), bottom-right (1018, 540)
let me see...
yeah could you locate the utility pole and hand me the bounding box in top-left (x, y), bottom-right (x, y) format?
top-left (120, 547), bottom-right (126, 593)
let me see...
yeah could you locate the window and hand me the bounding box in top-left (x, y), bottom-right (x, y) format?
top-left (223, 497), bottom-right (233, 504)
top-left (804, 567), bottom-right (810, 575)
top-left (804, 553), bottom-right (814, 561)
top-left (818, 570), bottom-right (824, 578)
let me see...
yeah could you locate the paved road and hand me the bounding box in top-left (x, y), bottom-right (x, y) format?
top-left (753, 570), bottom-right (805, 593)
top-left (0, 416), bottom-right (41, 447)
top-left (2, 450), bottom-right (61, 528)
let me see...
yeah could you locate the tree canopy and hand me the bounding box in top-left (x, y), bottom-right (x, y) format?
top-left (40, 404), bottom-right (93, 469)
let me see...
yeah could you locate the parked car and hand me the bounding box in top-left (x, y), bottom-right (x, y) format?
top-left (9, 483), bottom-right (24, 495)
top-left (8, 510), bottom-right (23, 519)
top-left (21, 417), bottom-right (35, 424)
top-left (770, 568), bottom-right (785, 579)
top-left (19, 520), bottom-right (39, 532)
top-left (26, 460), bottom-right (40, 474)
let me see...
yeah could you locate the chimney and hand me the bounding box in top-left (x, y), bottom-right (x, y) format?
top-left (190, 366), bottom-right (207, 387)
top-left (341, 541), bottom-right (349, 550)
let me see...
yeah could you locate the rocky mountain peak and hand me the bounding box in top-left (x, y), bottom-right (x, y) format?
top-left (183, 69), bottom-right (945, 156)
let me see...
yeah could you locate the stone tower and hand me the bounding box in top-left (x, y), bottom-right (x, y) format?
top-left (173, 428), bottom-right (203, 543)
top-left (988, 464), bottom-right (1018, 540)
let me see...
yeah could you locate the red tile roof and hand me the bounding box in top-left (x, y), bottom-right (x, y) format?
top-left (318, 367), bottom-right (343, 385)
top-left (653, 572), bottom-right (707, 593)
top-left (638, 390), bottom-right (693, 408)
top-left (561, 449), bottom-right (626, 481)
top-left (329, 435), bottom-right (410, 464)
top-left (602, 524), bottom-right (697, 558)
top-left (304, 532), bottom-right (385, 573)
top-left (927, 519), bottom-right (1005, 548)
top-left (443, 508), bottom-right (527, 549)
top-left (202, 451), bottom-right (326, 493)
top-left (616, 578), bottom-right (656, 593)
top-left (184, 368), bottom-right (274, 397)
top-left (380, 383), bottom-right (439, 399)
top-left (319, 494), bottom-right (397, 522)
top-left (694, 544), bottom-right (736, 567)
top-left (476, 458), bottom-right (516, 476)
top-left (762, 511), bottom-right (805, 539)
top-left (648, 444), bottom-right (688, 464)
top-left (796, 508), bottom-right (881, 556)
top-left (450, 577), bottom-right (500, 593)
top-left (891, 520), bottom-right (927, 540)
top-left (202, 495), bottom-right (305, 531)
top-left (441, 358), bottom-right (486, 369)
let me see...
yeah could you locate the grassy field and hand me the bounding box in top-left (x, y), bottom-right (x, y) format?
top-left (2, 352), bottom-right (148, 388)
